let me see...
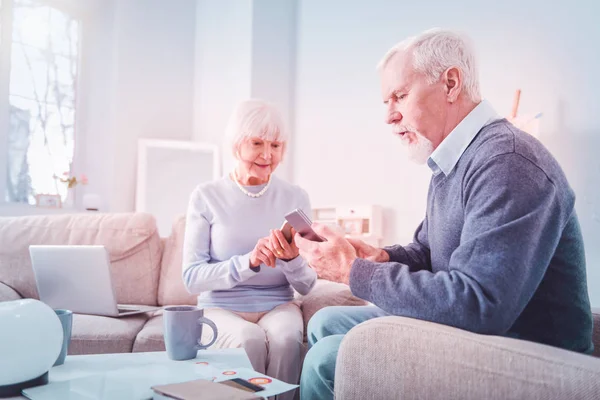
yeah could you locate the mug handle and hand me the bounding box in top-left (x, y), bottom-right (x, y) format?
top-left (195, 317), bottom-right (218, 350)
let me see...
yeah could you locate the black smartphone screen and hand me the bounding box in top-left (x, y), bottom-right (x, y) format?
top-left (220, 378), bottom-right (265, 392)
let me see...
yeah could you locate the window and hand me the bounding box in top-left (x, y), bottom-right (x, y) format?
top-left (1, 0), bottom-right (80, 204)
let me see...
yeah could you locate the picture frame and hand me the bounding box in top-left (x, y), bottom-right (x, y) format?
top-left (35, 194), bottom-right (62, 208)
top-left (136, 139), bottom-right (221, 237)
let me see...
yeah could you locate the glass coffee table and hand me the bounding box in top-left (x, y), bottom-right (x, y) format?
top-left (13, 349), bottom-right (253, 399)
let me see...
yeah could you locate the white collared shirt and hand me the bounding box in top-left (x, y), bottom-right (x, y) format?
top-left (427, 100), bottom-right (501, 176)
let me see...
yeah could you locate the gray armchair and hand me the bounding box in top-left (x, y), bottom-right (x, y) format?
top-left (336, 309), bottom-right (600, 399)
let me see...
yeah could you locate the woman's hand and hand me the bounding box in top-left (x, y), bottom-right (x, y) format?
top-left (250, 237), bottom-right (277, 268)
top-left (269, 228), bottom-right (300, 262)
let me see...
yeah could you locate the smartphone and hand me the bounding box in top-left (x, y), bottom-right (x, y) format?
top-left (220, 377), bottom-right (265, 393)
top-left (280, 221), bottom-right (293, 243)
top-left (284, 208), bottom-right (325, 242)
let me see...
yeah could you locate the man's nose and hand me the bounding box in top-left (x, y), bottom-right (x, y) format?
top-left (386, 109), bottom-right (402, 125)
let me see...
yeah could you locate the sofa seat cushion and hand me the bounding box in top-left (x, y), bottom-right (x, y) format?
top-left (0, 213), bottom-right (163, 305)
top-left (133, 310), bottom-right (166, 353)
top-left (69, 313), bottom-right (151, 355)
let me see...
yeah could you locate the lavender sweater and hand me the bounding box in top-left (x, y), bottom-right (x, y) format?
top-left (351, 119), bottom-right (594, 354)
top-left (182, 175), bottom-right (317, 312)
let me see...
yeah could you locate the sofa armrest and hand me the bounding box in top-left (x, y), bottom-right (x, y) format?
top-left (336, 316), bottom-right (600, 400)
top-left (593, 308), bottom-right (600, 357)
top-left (0, 282), bottom-right (22, 301)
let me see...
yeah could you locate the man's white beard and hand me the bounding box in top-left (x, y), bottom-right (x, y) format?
top-left (394, 125), bottom-right (434, 164)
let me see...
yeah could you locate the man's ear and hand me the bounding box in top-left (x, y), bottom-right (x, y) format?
top-left (444, 66), bottom-right (462, 103)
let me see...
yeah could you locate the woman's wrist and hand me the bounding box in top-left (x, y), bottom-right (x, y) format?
top-left (249, 254), bottom-right (261, 268)
top-left (250, 264), bottom-right (261, 272)
top-left (281, 254), bottom-right (299, 262)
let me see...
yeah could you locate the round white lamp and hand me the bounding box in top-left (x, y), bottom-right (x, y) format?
top-left (0, 299), bottom-right (63, 397)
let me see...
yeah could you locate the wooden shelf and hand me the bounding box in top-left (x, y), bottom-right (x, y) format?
top-left (313, 205), bottom-right (383, 247)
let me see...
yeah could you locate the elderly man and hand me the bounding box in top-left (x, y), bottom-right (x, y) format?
top-left (296, 28), bottom-right (593, 400)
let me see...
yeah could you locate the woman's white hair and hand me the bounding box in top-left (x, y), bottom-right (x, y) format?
top-left (225, 99), bottom-right (289, 156)
top-left (377, 28), bottom-right (481, 103)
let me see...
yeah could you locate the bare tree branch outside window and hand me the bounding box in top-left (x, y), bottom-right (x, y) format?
top-left (5, 0), bottom-right (79, 204)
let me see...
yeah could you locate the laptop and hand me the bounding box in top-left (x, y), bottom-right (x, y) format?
top-left (29, 245), bottom-right (160, 317)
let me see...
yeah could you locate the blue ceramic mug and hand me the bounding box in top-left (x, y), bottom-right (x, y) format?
top-left (53, 309), bottom-right (72, 366)
top-left (163, 306), bottom-right (218, 361)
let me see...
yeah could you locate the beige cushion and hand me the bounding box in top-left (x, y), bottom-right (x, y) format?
top-left (69, 313), bottom-right (151, 355)
top-left (133, 310), bottom-right (166, 353)
top-left (299, 279), bottom-right (368, 322)
top-left (0, 282), bottom-right (21, 301)
top-left (158, 215), bottom-right (197, 306)
top-left (0, 212), bottom-right (163, 305)
top-left (298, 279), bottom-right (368, 336)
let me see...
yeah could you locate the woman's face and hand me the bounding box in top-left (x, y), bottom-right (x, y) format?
top-left (236, 137), bottom-right (284, 182)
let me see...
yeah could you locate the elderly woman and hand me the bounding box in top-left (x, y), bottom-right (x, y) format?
top-left (182, 99), bottom-right (316, 399)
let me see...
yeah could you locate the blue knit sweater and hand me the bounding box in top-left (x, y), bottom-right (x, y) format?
top-left (351, 119), bottom-right (593, 354)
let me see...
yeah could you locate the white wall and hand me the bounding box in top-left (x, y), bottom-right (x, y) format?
top-left (193, 0), bottom-right (253, 174)
top-left (109, 0), bottom-right (197, 212)
top-left (294, 0), bottom-right (600, 305)
top-left (80, 0), bottom-right (197, 212)
top-left (193, 0), bottom-right (297, 180)
top-left (250, 0), bottom-right (297, 180)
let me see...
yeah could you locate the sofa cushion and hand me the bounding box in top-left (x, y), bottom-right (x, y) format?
top-left (298, 280), bottom-right (369, 334)
top-left (0, 282), bottom-right (21, 301)
top-left (133, 310), bottom-right (166, 353)
top-left (0, 212), bottom-right (163, 305)
top-left (69, 313), bottom-right (151, 355)
top-left (158, 215), bottom-right (197, 306)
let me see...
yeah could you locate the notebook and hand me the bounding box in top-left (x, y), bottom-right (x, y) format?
top-left (152, 379), bottom-right (261, 400)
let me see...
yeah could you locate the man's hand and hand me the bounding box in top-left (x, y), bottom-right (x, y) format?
top-left (250, 237), bottom-right (277, 268)
top-left (347, 238), bottom-right (390, 263)
top-left (294, 223), bottom-right (357, 284)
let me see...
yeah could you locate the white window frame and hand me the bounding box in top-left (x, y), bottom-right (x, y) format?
top-left (0, 0), bottom-right (89, 210)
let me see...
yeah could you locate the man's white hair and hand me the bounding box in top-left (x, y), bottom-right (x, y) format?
top-left (225, 99), bottom-right (289, 156)
top-left (377, 28), bottom-right (481, 102)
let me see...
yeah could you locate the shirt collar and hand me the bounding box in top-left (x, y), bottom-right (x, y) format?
top-left (427, 99), bottom-right (500, 176)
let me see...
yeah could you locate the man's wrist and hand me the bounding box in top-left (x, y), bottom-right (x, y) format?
top-left (343, 257), bottom-right (357, 285)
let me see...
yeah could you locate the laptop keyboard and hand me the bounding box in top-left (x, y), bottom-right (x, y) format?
top-left (118, 307), bottom-right (140, 313)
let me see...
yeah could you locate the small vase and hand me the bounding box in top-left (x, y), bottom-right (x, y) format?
top-left (63, 189), bottom-right (75, 209)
